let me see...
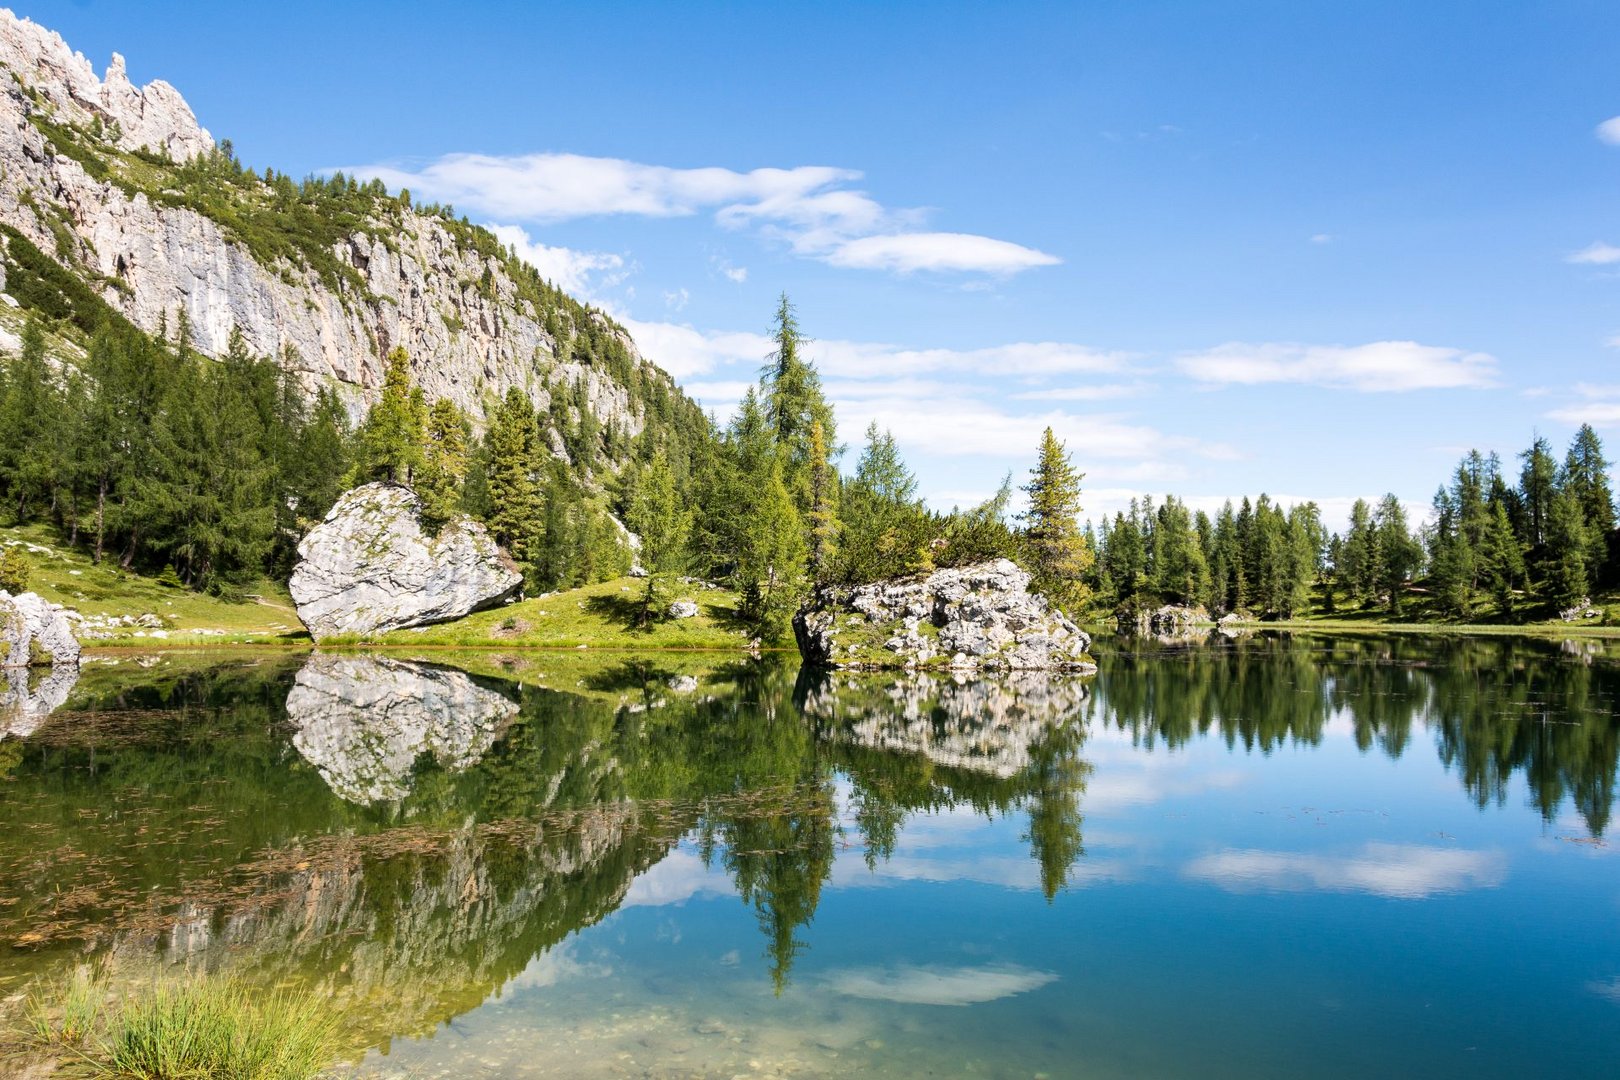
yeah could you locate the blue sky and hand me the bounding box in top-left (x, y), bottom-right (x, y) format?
top-left (22, 0), bottom-right (1620, 529)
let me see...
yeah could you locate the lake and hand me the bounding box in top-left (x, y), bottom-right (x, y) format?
top-left (2, 634), bottom-right (1617, 1078)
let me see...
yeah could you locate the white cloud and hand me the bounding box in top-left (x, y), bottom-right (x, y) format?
top-left (1176, 341), bottom-right (1498, 392)
top-left (823, 232), bottom-right (1059, 275)
top-left (622, 849), bottom-right (733, 908)
top-left (1546, 402), bottom-right (1620, 426)
top-left (1010, 383), bottom-right (1148, 402)
top-left (1184, 843), bottom-right (1507, 899)
top-left (1310, 233), bottom-right (1333, 244)
top-left (488, 223), bottom-right (625, 297)
top-left (662, 287), bottom-right (690, 312)
top-left (349, 151), bottom-right (1056, 276)
top-left (615, 319), bottom-right (773, 381)
top-left (823, 964), bottom-right (1057, 1006)
top-left (1597, 116), bottom-right (1620, 145)
top-left (1566, 241), bottom-right (1620, 265)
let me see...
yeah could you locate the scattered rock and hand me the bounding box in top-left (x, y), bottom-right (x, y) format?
top-left (1560, 597), bottom-right (1602, 622)
top-left (669, 599), bottom-right (700, 619)
top-left (794, 559), bottom-right (1094, 672)
top-left (288, 483), bottom-right (522, 641)
top-left (667, 675), bottom-right (699, 694)
top-left (0, 590), bottom-right (81, 668)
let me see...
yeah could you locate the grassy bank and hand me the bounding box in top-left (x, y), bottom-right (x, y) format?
top-left (342, 576), bottom-right (758, 651)
top-left (1, 524), bottom-right (301, 643)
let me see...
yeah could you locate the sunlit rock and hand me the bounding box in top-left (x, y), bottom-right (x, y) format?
top-left (794, 559), bottom-right (1094, 672)
top-left (289, 483), bottom-right (522, 641)
top-left (0, 589), bottom-right (81, 668)
top-left (285, 653), bottom-right (520, 803)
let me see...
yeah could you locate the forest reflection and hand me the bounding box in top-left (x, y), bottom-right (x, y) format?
top-left (0, 633), bottom-right (1614, 1051)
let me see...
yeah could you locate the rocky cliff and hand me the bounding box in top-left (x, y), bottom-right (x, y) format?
top-left (0, 8), bottom-right (688, 451)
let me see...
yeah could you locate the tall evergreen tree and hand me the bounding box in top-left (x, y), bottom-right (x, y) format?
top-left (417, 399), bottom-right (469, 530)
top-left (358, 347), bottom-right (423, 485)
top-left (1018, 427), bottom-right (1093, 615)
top-left (485, 386), bottom-right (543, 563)
top-left (759, 294), bottom-right (837, 509)
top-left (805, 419), bottom-right (839, 585)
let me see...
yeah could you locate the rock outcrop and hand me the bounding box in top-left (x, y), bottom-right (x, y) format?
top-left (288, 483), bottom-right (521, 641)
top-left (0, 589), bottom-right (81, 668)
top-left (794, 559), bottom-right (1095, 672)
top-left (284, 654), bottom-right (519, 803)
top-left (1120, 604), bottom-right (1213, 643)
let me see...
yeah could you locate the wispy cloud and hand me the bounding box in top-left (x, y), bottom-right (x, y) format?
top-left (1176, 341), bottom-right (1498, 392)
top-left (1566, 241), bottom-right (1620, 265)
top-left (349, 151), bottom-right (1057, 276)
top-left (1184, 843), bottom-right (1507, 899)
top-left (823, 964), bottom-right (1057, 1006)
top-left (823, 232), bottom-right (1059, 275)
top-left (1310, 233), bottom-right (1333, 244)
top-left (1597, 116), bottom-right (1620, 145)
top-left (1546, 402), bottom-right (1620, 426)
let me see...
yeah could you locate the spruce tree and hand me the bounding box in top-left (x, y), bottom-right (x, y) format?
top-left (627, 448), bottom-right (691, 625)
top-left (417, 399), bottom-right (469, 531)
top-left (359, 347), bottom-right (423, 485)
top-left (1018, 427), bottom-right (1093, 615)
top-left (485, 386), bottom-right (543, 563)
top-left (1564, 424), bottom-right (1616, 582)
top-left (760, 294), bottom-right (837, 508)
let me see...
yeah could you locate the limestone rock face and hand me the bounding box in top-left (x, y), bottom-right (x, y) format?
top-left (284, 654), bottom-right (519, 803)
top-left (0, 9), bottom-right (659, 442)
top-left (794, 559), bottom-right (1095, 672)
top-left (0, 590), bottom-right (81, 668)
top-left (288, 484), bottom-right (521, 641)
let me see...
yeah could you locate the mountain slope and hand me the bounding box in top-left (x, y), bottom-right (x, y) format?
top-left (0, 7), bottom-right (702, 467)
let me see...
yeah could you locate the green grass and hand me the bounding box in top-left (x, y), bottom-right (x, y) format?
top-left (100, 978), bottom-right (334, 1080)
top-left (355, 575), bottom-right (758, 650)
top-left (0, 524), bottom-right (302, 643)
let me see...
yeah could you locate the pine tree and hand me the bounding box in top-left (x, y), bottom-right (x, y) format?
top-left (838, 423), bottom-right (932, 583)
top-left (359, 347), bottom-right (423, 485)
top-left (1372, 494), bottom-right (1421, 614)
top-left (627, 448), bottom-right (691, 625)
top-left (805, 419), bottom-right (839, 584)
top-left (0, 317), bottom-right (59, 522)
top-left (485, 387), bottom-right (544, 564)
top-left (1564, 424), bottom-right (1616, 583)
top-left (1018, 427), bottom-right (1093, 615)
top-left (760, 294), bottom-right (837, 508)
top-left (1479, 500), bottom-right (1525, 614)
top-left (1545, 486), bottom-right (1591, 606)
top-left (417, 399), bottom-right (469, 530)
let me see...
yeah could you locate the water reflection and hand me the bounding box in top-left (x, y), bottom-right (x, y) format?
top-left (0, 662), bottom-right (77, 739)
top-left (285, 654), bottom-right (519, 804)
top-left (0, 635), bottom-right (1616, 1073)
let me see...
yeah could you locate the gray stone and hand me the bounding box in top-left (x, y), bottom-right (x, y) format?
top-left (0, 590), bottom-right (81, 668)
top-left (794, 559), bottom-right (1095, 673)
top-left (669, 599), bottom-right (700, 619)
top-left (284, 654), bottom-right (519, 804)
top-left (288, 483), bottom-right (521, 641)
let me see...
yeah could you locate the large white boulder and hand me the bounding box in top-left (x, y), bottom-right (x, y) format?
top-left (0, 590), bottom-right (81, 668)
top-left (288, 483), bottom-right (522, 641)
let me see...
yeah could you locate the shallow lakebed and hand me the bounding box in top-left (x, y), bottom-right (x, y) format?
top-left (2, 634), bottom-right (1618, 1078)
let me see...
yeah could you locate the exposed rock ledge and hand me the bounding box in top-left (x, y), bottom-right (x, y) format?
top-left (1, 589), bottom-right (81, 668)
top-left (289, 483), bottom-right (522, 641)
top-left (794, 559), bottom-right (1095, 672)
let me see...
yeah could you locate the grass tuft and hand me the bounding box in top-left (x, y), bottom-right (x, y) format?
top-left (100, 978), bottom-right (336, 1080)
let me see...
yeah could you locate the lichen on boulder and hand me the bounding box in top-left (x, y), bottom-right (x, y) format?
top-left (793, 559), bottom-right (1095, 672)
top-left (288, 483), bottom-right (522, 641)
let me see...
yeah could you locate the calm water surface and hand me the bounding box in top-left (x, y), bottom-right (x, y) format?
top-left (1, 634), bottom-right (1617, 1078)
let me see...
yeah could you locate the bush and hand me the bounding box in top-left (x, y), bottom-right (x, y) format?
top-left (0, 545), bottom-right (29, 592)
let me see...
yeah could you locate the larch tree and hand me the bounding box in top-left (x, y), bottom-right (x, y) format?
top-left (416, 399), bottom-right (469, 531)
top-left (805, 419), bottom-right (839, 585)
top-left (485, 386), bottom-right (543, 563)
top-left (1019, 427), bottom-right (1093, 616)
top-left (359, 346), bottom-right (423, 485)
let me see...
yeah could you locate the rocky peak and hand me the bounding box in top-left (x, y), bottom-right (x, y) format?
top-left (0, 8), bottom-right (213, 159)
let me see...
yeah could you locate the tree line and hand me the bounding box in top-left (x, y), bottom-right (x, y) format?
top-left (1090, 427), bottom-right (1617, 620)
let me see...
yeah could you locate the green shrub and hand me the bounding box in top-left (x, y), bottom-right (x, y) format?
top-left (0, 545), bottom-right (29, 592)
